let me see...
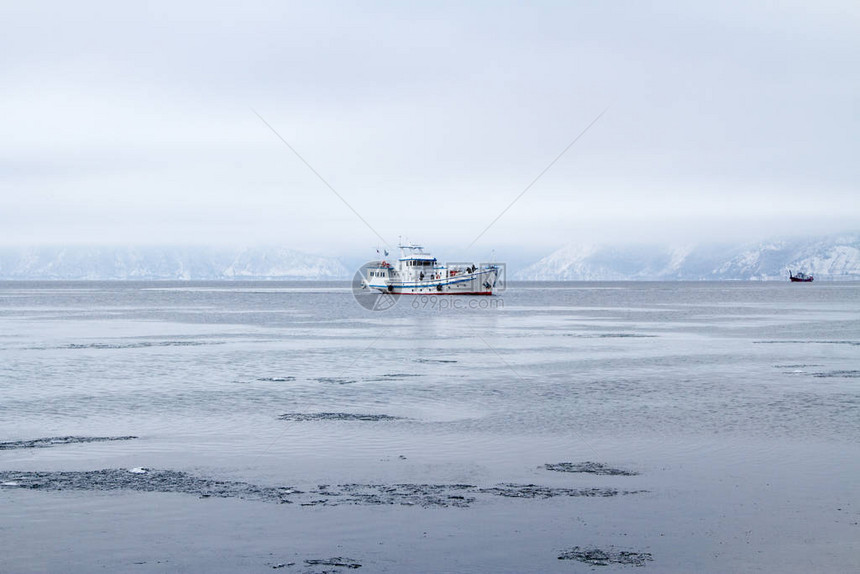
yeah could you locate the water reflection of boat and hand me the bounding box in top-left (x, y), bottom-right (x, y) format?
top-left (789, 270), bottom-right (814, 282)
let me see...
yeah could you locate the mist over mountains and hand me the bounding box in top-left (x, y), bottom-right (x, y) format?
top-left (0, 246), bottom-right (349, 280)
top-left (515, 234), bottom-right (860, 281)
top-left (1, 234), bottom-right (857, 281)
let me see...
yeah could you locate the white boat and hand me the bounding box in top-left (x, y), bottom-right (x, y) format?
top-left (363, 243), bottom-right (500, 295)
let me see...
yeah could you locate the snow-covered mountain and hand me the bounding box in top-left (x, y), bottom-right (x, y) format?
top-left (516, 234), bottom-right (860, 281)
top-left (711, 235), bottom-right (860, 280)
top-left (220, 247), bottom-right (349, 280)
top-left (0, 246), bottom-right (350, 280)
top-left (4, 235), bottom-right (857, 281)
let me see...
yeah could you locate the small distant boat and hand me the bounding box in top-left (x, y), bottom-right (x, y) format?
top-left (789, 270), bottom-right (814, 282)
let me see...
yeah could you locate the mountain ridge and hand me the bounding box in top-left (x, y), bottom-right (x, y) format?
top-left (515, 234), bottom-right (860, 281)
top-left (0, 246), bottom-right (350, 280)
top-left (2, 235), bottom-right (858, 281)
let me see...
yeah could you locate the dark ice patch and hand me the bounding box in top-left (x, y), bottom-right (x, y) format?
top-left (300, 483), bottom-right (631, 507)
top-left (305, 557), bottom-right (361, 569)
top-left (0, 436), bottom-right (137, 450)
top-left (314, 377), bottom-right (359, 385)
top-left (415, 358), bottom-right (458, 364)
top-left (562, 333), bottom-right (656, 339)
top-left (257, 377), bottom-right (296, 382)
top-left (755, 340), bottom-right (860, 346)
top-left (302, 483), bottom-right (476, 508)
top-left (558, 546), bottom-right (653, 566)
top-left (0, 469), bottom-right (300, 504)
top-left (543, 462), bottom-right (639, 476)
top-left (278, 413), bottom-right (404, 422)
top-left (63, 341), bottom-right (212, 350)
top-left (363, 373), bottom-right (425, 382)
top-left (477, 484), bottom-right (639, 499)
top-left (813, 370), bottom-right (860, 378)
top-left (315, 375), bottom-right (421, 384)
top-left (0, 470), bottom-right (644, 508)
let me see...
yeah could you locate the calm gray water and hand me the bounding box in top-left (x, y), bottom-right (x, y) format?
top-left (1, 281), bottom-right (858, 573)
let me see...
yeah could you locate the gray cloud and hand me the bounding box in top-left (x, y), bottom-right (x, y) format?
top-left (1, 1), bottom-right (857, 255)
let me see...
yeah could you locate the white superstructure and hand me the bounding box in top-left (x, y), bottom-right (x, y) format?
top-left (363, 243), bottom-right (500, 295)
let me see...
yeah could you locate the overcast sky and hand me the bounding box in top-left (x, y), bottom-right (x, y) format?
top-left (1, 1), bottom-right (857, 259)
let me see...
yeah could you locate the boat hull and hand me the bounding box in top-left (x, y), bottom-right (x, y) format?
top-left (368, 267), bottom-right (499, 295)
